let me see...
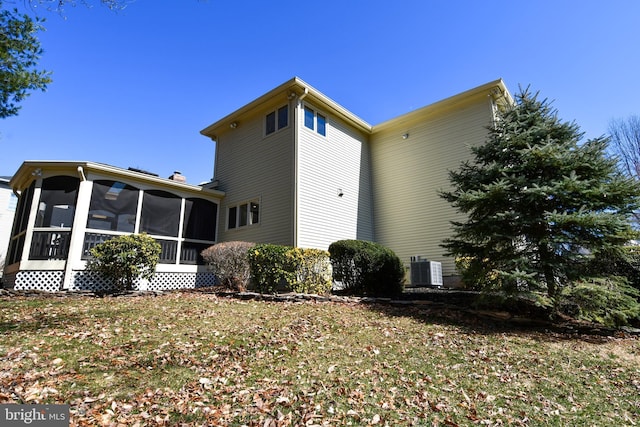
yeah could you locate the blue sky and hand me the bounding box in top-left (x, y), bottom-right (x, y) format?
top-left (2, 0), bottom-right (639, 184)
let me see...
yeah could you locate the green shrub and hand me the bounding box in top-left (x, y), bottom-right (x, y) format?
top-left (87, 234), bottom-right (161, 292)
top-left (290, 248), bottom-right (332, 295)
top-left (201, 241), bottom-right (255, 291)
top-left (557, 277), bottom-right (640, 327)
top-left (455, 256), bottom-right (543, 294)
top-left (473, 291), bottom-right (554, 319)
top-left (455, 256), bottom-right (497, 291)
top-left (328, 239), bottom-right (404, 297)
top-left (247, 245), bottom-right (333, 294)
top-left (586, 246), bottom-right (640, 291)
top-left (247, 244), bottom-right (298, 294)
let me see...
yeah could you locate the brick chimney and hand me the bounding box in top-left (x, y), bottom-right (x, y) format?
top-left (168, 171), bottom-right (186, 183)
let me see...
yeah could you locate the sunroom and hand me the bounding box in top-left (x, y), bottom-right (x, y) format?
top-left (2, 161), bottom-right (224, 292)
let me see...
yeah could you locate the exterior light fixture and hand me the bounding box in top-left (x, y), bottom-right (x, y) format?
top-left (337, 189), bottom-right (344, 197)
top-left (402, 133), bottom-right (409, 140)
top-left (230, 122), bottom-right (238, 129)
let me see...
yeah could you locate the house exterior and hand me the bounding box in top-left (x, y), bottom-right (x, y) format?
top-left (201, 77), bottom-right (512, 284)
top-left (3, 78), bottom-right (512, 292)
top-left (0, 176), bottom-right (18, 276)
top-left (201, 78), bottom-right (376, 253)
top-left (3, 162), bottom-right (224, 292)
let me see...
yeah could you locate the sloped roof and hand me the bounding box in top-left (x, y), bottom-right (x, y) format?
top-left (200, 77), bottom-right (513, 141)
top-left (200, 77), bottom-right (372, 140)
top-left (9, 160), bottom-right (225, 197)
top-left (373, 79), bottom-right (512, 133)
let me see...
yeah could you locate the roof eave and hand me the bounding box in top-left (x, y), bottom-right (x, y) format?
top-left (200, 77), bottom-right (372, 140)
top-left (372, 79), bottom-right (513, 133)
top-left (10, 160), bottom-right (225, 197)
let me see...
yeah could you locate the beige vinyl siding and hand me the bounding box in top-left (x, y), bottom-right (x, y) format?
top-left (297, 104), bottom-right (373, 250)
top-left (214, 105), bottom-right (295, 246)
top-left (370, 98), bottom-right (494, 276)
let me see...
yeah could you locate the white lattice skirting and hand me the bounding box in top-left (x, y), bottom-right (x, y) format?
top-left (8, 270), bottom-right (218, 293)
top-left (14, 270), bottom-right (64, 292)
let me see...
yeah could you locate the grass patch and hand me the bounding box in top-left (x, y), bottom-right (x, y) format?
top-left (0, 292), bottom-right (638, 425)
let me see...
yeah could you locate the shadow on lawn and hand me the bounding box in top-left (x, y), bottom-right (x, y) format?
top-left (361, 290), bottom-right (625, 343)
top-left (0, 305), bottom-right (136, 334)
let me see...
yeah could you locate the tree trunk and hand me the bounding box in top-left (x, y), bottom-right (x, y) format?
top-left (539, 243), bottom-right (557, 298)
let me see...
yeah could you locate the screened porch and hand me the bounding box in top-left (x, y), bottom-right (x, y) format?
top-left (3, 162), bottom-right (225, 292)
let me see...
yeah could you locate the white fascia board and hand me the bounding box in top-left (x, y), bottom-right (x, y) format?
top-left (10, 160), bottom-right (225, 198)
top-left (372, 79), bottom-right (512, 133)
top-left (200, 77), bottom-right (372, 140)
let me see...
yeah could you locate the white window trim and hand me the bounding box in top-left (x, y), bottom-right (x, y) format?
top-left (302, 103), bottom-right (328, 137)
top-left (264, 105), bottom-right (289, 137)
top-left (227, 198), bottom-right (260, 230)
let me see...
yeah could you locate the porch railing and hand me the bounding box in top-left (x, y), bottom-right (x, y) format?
top-left (157, 239), bottom-right (178, 264)
top-left (180, 242), bottom-right (209, 265)
top-left (82, 233), bottom-right (179, 264)
top-left (29, 231), bottom-right (71, 260)
top-left (82, 232), bottom-right (114, 259)
top-left (79, 233), bottom-right (208, 265)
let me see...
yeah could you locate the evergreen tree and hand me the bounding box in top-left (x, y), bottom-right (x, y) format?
top-left (441, 88), bottom-right (640, 299)
top-left (0, 4), bottom-right (51, 118)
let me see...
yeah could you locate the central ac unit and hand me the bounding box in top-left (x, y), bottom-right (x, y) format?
top-left (410, 256), bottom-right (443, 287)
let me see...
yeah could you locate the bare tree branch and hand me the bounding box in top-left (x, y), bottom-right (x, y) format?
top-left (19, 0), bottom-right (130, 14)
top-left (609, 115), bottom-right (640, 179)
top-left (608, 115), bottom-right (640, 224)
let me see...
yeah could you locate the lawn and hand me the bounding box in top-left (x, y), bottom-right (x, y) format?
top-left (0, 292), bottom-right (638, 426)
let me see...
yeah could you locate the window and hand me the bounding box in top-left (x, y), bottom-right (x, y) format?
top-left (140, 190), bottom-right (181, 237)
top-left (239, 203), bottom-right (248, 227)
top-left (30, 176), bottom-right (78, 261)
top-left (13, 181), bottom-right (34, 236)
top-left (304, 106), bottom-right (315, 130)
top-left (35, 176), bottom-right (80, 228)
top-left (278, 105), bottom-right (288, 129)
top-left (265, 111), bottom-right (276, 135)
top-left (265, 105), bottom-right (289, 135)
top-left (250, 201), bottom-right (259, 224)
top-left (228, 206), bottom-right (237, 229)
top-left (317, 113), bottom-right (326, 136)
top-left (183, 197), bottom-right (217, 241)
top-left (6, 181), bottom-right (35, 265)
top-left (303, 105), bottom-right (327, 136)
top-left (228, 200), bottom-right (259, 229)
top-left (87, 180), bottom-right (139, 232)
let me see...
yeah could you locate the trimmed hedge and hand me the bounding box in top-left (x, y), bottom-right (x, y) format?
top-left (290, 247), bottom-right (332, 295)
top-left (201, 241), bottom-right (255, 291)
top-left (247, 244), bottom-right (333, 295)
top-left (328, 239), bottom-right (404, 297)
top-left (248, 244), bottom-right (297, 294)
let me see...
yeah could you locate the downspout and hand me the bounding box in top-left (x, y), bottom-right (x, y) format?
top-left (77, 166), bottom-right (87, 181)
top-left (488, 86), bottom-right (501, 127)
top-left (293, 88), bottom-right (308, 247)
top-left (298, 88), bottom-right (308, 102)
